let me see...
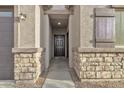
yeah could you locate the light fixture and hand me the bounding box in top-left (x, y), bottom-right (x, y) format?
top-left (57, 22), bottom-right (61, 25)
top-left (19, 13), bottom-right (27, 21)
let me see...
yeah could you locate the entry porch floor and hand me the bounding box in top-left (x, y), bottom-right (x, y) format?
top-left (42, 58), bottom-right (75, 88)
top-left (0, 80), bottom-right (15, 88)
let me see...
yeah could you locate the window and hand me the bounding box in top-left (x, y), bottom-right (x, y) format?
top-left (115, 10), bottom-right (124, 46)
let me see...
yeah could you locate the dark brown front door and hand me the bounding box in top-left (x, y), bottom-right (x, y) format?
top-left (54, 35), bottom-right (65, 57)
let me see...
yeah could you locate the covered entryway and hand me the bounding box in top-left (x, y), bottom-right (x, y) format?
top-left (49, 13), bottom-right (69, 58)
top-left (42, 5), bottom-right (75, 88)
top-left (42, 5), bottom-right (74, 69)
top-left (0, 6), bottom-right (14, 80)
top-left (54, 35), bottom-right (65, 57)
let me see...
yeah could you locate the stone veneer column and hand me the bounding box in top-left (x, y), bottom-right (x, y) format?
top-left (13, 5), bottom-right (44, 87)
top-left (12, 48), bottom-right (45, 88)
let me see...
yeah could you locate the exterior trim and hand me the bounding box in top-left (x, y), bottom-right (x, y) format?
top-left (95, 8), bottom-right (115, 17)
top-left (12, 48), bottom-right (45, 53)
top-left (76, 48), bottom-right (124, 53)
top-left (44, 10), bottom-right (72, 15)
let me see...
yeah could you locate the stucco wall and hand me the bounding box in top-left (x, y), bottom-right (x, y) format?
top-left (69, 5), bottom-right (80, 67)
top-left (40, 6), bottom-right (45, 48)
top-left (49, 23), bottom-right (52, 62)
top-left (19, 5), bottom-right (35, 48)
top-left (40, 6), bottom-right (53, 70)
top-left (14, 6), bottom-right (19, 47)
top-left (35, 6), bottom-right (41, 48)
top-left (43, 15), bottom-right (52, 69)
top-left (71, 5), bottom-right (80, 48)
top-left (15, 5), bottom-right (42, 48)
top-left (53, 28), bottom-right (67, 34)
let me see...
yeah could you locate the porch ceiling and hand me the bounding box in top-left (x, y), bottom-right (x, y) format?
top-left (49, 14), bottom-right (69, 29)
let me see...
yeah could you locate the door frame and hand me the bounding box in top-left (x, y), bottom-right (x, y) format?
top-left (53, 34), bottom-right (67, 58)
top-left (54, 35), bottom-right (65, 57)
top-left (67, 32), bottom-right (69, 58)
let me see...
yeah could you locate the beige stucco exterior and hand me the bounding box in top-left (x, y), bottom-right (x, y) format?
top-left (69, 5), bottom-right (80, 67)
top-left (14, 5), bottom-right (40, 48)
top-left (13, 5), bottom-right (114, 69)
top-left (0, 5), bottom-right (124, 87)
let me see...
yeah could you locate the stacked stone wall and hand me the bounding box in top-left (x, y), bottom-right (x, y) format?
top-left (13, 50), bottom-right (45, 87)
top-left (73, 49), bottom-right (124, 81)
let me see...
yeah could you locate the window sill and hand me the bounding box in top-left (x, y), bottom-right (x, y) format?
top-left (12, 48), bottom-right (45, 53)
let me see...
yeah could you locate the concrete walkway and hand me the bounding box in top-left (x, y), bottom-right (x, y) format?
top-left (42, 58), bottom-right (75, 88)
top-left (0, 80), bottom-right (15, 88)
